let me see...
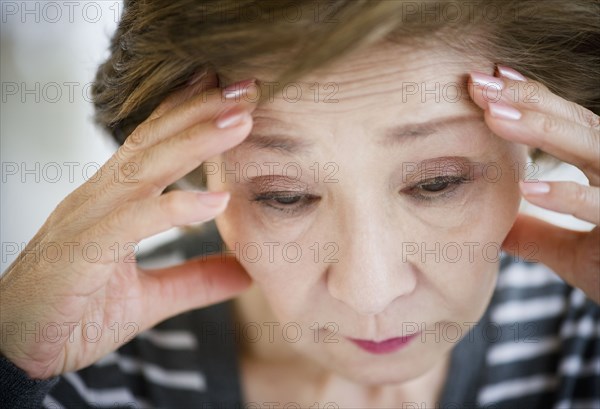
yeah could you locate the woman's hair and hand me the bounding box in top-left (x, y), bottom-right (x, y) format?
top-left (92, 0), bottom-right (599, 154)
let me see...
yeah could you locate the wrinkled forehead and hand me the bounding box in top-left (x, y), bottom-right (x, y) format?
top-left (220, 41), bottom-right (493, 151)
top-left (215, 41), bottom-right (511, 167)
top-left (223, 41), bottom-right (492, 118)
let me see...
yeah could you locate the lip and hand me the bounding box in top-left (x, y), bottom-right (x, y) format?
top-left (347, 333), bottom-right (420, 355)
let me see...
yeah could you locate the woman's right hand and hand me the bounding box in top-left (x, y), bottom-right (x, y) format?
top-left (0, 75), bottom-right (257, 379)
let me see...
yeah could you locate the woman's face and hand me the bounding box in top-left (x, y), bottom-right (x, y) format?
top-left (206, 42), bottom-right (527, 384)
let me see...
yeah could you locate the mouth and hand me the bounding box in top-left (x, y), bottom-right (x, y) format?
top-left (346, 333), bottom-right (420, 355)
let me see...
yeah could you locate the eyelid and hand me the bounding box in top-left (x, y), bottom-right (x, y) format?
top-left (247, 175), bottom-right (310, 192)
top-left (403, 175), bottom-right (470, 202)
top-left (252, 191), bottom-right (312, 201)
top-left (251, 192), bottom-right (320, 215)
top-left (401, 157), bottom-right (475, 184)
top-left (416, 175), bottom-right (467, 186)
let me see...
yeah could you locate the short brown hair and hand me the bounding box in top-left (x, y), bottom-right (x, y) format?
top-left (92, 0), bottom-right (599, 152)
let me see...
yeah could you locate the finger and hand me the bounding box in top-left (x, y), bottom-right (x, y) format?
top-left (82, 190), bottom-right (231, 259)
top-left (66, 106), bottom-right (253, 227)
top-left (137, 254), bottom-right (252, 328)
top-left (520, 181), bottom-right (600, 225)
top-left (469, 69), bottom-right (600, 131)
top-left (145, 69), bottom-right (217, 122)
top-left (104, 105), bottom-right (253, 196)
top-left (467, 71), bottom-right (504, 111)
top-left (496, 65), bottom-right (600, 131)
top-left (55, 77), bottom-right (255, 221)
top-left (75, 80), bottom-right (255, 204)
top-left (53, 73), bottom-right (218, 212)
top-left (502, 213), bottom-right (587, 290)
top-left (483, 103), bottom-right (600, 181)
top-left (89, 83), bottom-right (258, 204)
top-left (125, 78), bottom-right (258, 151)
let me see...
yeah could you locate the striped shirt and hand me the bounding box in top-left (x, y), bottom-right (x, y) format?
top-left (2, 223), bottom-right (599, 408)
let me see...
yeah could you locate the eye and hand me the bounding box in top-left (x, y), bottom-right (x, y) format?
top-left (272, 195), bottom-right (302, 205)
top-left (251, 191), bottom-right (320, 215)
top-left (420, 180), bottom-right (451, 192)
top-left (405, 175), bottom-right (469, 201)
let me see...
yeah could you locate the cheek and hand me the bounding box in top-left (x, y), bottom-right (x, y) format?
top-left (414, 139), bottom-right (525, 244)
top-left (211, 187), bottom-right (319, 320)
top-left (415, 144), bottom-right (526, 317)
top-left (459, 141), bottom-right (526, 243)
top-left (206, 163), bottom-right (315, 322)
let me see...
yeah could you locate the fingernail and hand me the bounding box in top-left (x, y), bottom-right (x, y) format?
top-left (520, 181), bottom-right (550, 195)
top-left (470, 71), bottom-right (504, 90)
top-left (497, 65), bottom-right (527, 82)
top-left (196, 191), bottom-right (230, 207)
top-left (215, 106), bottom-right (251, 129)
top-left (489, 101), bottom-right (522, 120)
top-left (222, 78), bottom-right (257, 100)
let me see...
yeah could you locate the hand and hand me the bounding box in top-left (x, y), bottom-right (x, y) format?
top-left (0, 75), bottom-right (257, 378)
top-left (468, 65), bottom-right (600, 303)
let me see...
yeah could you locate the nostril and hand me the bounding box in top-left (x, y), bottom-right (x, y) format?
top-left (327, 270), bottom-right (415, 316)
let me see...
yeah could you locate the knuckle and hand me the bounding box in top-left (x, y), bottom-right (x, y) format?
top-left (158, 191), bottom-right (188, 225)
top-left (115, 142), bottom-right (135, 165)
top-left (572, 183), bottom-right (589, 206)
top-left (179, 122), bottom-right (203, 145)
top-left (122, 123), bottom-right (149, 152)
top-left (118, 160), bottom-right (138, 181)
top-left (579, 107), bottom-right (600, 130)
top-left (539, 113), bottom-right (561, 135)
top-left (128, 151), bottom-right (164, 196)
top-left (147, 109), bottom-right (162, 122)
top-left (148, 100), bottom-right (171, 121)
top-left (174, 124), bottom-right (209, 160)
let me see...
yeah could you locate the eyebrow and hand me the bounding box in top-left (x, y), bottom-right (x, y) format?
top-left (382, 114), bottom-right (482, 146)
top-left (239, 114), bottom-right (482, 155)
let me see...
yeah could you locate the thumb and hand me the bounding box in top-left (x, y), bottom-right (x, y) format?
top-left (137, 254), bottom-right (252, 328)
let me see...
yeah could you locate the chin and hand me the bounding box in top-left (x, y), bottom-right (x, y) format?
top-left (335, 361), bottom-right (431, 386)
top-left (310, 344), bottom-right (442, 386)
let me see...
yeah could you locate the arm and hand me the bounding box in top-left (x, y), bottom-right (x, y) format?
top-left (0, 356), bottom-right (59, 409)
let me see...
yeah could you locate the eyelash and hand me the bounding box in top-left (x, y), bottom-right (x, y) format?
top-left (251, 192), bottom-right (320, 215)
top-left (251, 175), bottom-right (470, 216)
top-left (405, 175), bottom-right (469, 202)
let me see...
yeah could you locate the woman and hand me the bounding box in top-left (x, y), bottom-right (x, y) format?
top-left (1, 0), bottom-right (598, 408)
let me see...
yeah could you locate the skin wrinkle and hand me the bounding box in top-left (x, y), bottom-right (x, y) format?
top-left (205, 42), bottom-right (528, 407)
top-left (241, 114), bottom-right (484, 156)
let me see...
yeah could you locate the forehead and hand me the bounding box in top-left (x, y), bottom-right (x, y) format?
top-left (222, 41), bottom-right (494, 160)
top-left (227, 41), bottom-right (491, 111)
top-left (244, 42), bottom-right (490, 124)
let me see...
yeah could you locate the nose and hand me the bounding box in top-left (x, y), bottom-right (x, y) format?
top-left (326, 205), bottom-right (417, 316)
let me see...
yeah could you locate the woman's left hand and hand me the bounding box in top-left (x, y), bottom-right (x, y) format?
top-left (468, 65), bottom-right (600, 304)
